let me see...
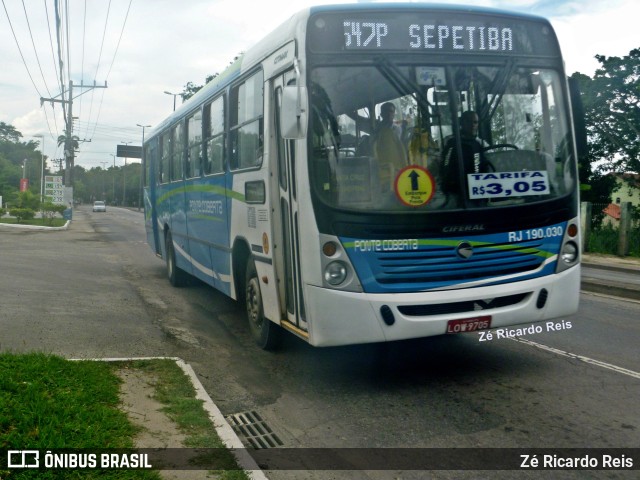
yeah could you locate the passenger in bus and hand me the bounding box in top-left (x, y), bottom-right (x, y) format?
top-left (310, 82), bottom-right (341, 153)
top-left (441, 110), bottom-right (490, 194)
top-left (373, 102), bottom-right (408, 190)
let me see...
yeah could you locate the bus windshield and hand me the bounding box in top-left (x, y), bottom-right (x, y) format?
top-left (308, 62), bottom-right (576, 212)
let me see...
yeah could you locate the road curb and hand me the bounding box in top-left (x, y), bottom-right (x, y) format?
top-left (71, 356), bottom-right (268, 480)
top-left (582, 261), bottom-right (640, 274)
top-left (0, 220), bottom-right (70, 231)
top-left (581, 280), bottom-right (640, 302)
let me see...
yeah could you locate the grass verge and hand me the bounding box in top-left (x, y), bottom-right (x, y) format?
top-left (121, 359), bottom-right (249, 480)
top-left (0, 353), bottom-right (248, 479)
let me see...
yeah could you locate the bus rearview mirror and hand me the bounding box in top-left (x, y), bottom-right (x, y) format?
top-left (281, 85), bottom-right (308, 140)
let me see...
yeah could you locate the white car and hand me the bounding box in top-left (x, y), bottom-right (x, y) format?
top-left (92, 201), bottom-right (107, 212)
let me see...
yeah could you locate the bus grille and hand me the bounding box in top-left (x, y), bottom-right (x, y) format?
top-left (369, 240), bottom-right (550, 291)
top-left (397, 292), bottom-right (530, 316)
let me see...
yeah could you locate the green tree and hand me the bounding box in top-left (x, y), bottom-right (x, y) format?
top-left (181, 73), bottom-right (219, 101)
top-left (56, 129), bottom-right (80, 152)
top-left (179, 55), bottom-right (243, 101)
top-left (0, 122), bottom-right (23, 143)
top-left (574, 48), bottom-right (640, 174)
top-left (0, 123), bottom-right (47, 202)
top-left (57, 129), bottom-right (80, 185)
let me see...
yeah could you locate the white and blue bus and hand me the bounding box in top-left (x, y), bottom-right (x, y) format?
top-left (143, 3), bottom-right (583, 349)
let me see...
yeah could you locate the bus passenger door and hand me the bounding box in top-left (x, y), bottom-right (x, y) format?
top-left (145, 140), bottom-right (161, 255)
top-left (273, 74), bottom-right (307, 334)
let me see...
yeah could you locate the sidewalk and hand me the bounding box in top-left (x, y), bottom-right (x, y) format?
top-left (582, 252), bottom-right (640, 271)
top-left (581, 253), bottom-right (640, 301)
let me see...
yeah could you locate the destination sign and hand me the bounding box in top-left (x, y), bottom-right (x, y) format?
top-left (344, 22), bottom-right (514, 52)
top-left (308, 11), bottom-right (559, 56)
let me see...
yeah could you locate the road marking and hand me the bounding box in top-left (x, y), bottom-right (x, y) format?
top-left (512, 338), bottom-right (640, 380)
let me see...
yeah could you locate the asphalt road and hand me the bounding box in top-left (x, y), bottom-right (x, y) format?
top-left (1, 206), bottom-right (638, 480)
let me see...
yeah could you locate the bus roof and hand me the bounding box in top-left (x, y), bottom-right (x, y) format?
top-left (309, 2), bottom-right (548, 23)
top-left (147, 9), bottom-right (310, 140)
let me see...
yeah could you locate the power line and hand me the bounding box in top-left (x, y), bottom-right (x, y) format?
top-left (105, 0), bottom-right (133, 79)
top-left (78, 0), bottom-right (87, 119)
top-left (82, 0), bottom-right (112, 141)
top-left (64, 0), bottom-right (71, 88)
top-left (21, 0), bottom-right (53, 98)
top-left (44, 0), bottom-right (62, 137)
top-left (94, 0), bottom-right (112, 81)
top-left (1, 0), bottom-right (43, 98)
top-left (54, 0), bottom-right (68, 126)
top-left (87, 0), bottom-right (134, 144)
top-left (44, 0), bottom-right (61, 95)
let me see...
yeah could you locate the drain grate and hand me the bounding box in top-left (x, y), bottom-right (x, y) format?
top-left (226, 410), bottom-right (283, 449)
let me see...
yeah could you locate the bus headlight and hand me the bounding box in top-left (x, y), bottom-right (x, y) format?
top-left (324, 261), bottom-right (348, 286)
top-left (561, 241), bottom-right (578, 264)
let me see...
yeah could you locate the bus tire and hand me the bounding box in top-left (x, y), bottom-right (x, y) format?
top-left (165, 231), bottom-right (188, 287)
top-left (245, 259), bottom-right (281, 350)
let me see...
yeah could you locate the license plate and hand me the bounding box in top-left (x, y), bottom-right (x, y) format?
top-left (446, 316), bottom-right (492, 334)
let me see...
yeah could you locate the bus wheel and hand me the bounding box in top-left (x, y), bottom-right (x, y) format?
top-left (245, 259), bottom-right (281, 350)
top-left (165, 231), bottom-right (188, 287)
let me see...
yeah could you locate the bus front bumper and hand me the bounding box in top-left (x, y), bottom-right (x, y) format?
top-left (303, 265), bottom-right (580, 347)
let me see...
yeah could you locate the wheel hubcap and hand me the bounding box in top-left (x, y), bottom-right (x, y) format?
top-left (247, 279), bottom-right (262, 328)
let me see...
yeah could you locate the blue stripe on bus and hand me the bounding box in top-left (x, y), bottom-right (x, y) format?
top-left (341, 221), bottom-right (566, 293)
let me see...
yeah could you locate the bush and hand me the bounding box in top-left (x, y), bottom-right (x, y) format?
top-left (588, 226), bottom-right (616, 254)
top-left (15, 190), bottom-right (40, 211)
top-left (9, 208), bottom-right (35, 223)
top-left (588, 224), bottom-right (640, 257)
top-left (41, 202), bottom-right (67, 225)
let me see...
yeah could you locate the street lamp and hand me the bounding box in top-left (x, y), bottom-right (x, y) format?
top-left (136, 124), bottom-right (151, 143)
top-left (33, 134), bottom-right (45, 201)
top-left (164, 91), bottom-right (181, 111)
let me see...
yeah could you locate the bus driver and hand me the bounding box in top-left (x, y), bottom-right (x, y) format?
top-left (442, 110), bottom-right (490, 195)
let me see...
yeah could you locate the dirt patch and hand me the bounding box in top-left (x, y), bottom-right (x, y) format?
top-left (117, 368), bottom-right (219, 479)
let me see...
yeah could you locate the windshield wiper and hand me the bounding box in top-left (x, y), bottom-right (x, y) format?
top-left (375, 54), bottom-right (435, 115)
top-left (479, 59), bottom-right (517, 123)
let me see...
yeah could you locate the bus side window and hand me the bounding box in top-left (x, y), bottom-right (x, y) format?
top-left (230, 71), bottom-right (264, 170)
top-left (187, 111), bottom-right (203, 178)
top-left (204, 96), bottom-right (226, 175)
top-left (160, 133), bottom-right (170, 184)
top-left (170, 124), bottom-right (184, 182)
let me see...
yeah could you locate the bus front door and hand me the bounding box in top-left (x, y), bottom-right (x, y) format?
top-left (274, 75), bottom-right (308, 336)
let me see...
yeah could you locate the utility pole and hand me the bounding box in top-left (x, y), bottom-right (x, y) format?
top-left (52, 158), bottom-right (64, 173)
top-left (32, 135), bottom-right (45, 201)
top-left (100, 161), bottom-right (108, 201)
top-left (121, 141), bottom-right (131, 206)
top-left (41, 80), bottom-right (108, 192)
top-left (136, 124), bottom-right (151, 211)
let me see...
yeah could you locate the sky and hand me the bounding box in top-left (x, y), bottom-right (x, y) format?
top-left (0, 0), bottom-right (637, 171)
